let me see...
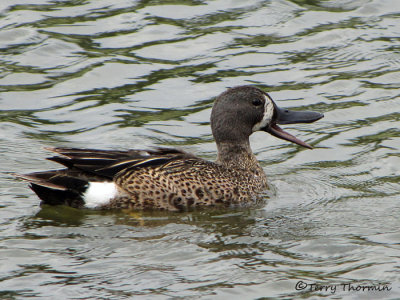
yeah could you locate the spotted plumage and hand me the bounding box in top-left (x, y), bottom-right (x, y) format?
top-left (16, 86), bottom-right (323, 211)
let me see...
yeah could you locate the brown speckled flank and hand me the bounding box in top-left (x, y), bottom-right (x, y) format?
top-left (110, 147), bottom-right (266, 210)
top-left (17, 86), bottom-right (323, 211)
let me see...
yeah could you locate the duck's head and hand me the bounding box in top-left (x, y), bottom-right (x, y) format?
top-left (211, 86), bottom-right (323, 149)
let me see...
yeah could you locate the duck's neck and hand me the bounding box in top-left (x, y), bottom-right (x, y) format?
top-left (216, 140), bottom-right (262, 173)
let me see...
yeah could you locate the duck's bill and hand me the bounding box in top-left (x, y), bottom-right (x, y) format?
top-left (267, 107), bottom-right (324, 149)
top-left (275, 106), bottom-right (324, 125)
top-left (268, 123), bottom-right (313, 149)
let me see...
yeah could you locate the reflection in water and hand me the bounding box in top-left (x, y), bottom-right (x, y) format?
top-left (1, 0), bottom-right (400, 298)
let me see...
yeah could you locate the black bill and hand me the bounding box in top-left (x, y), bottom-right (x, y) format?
top-left (266, 105), bottom-right (324, 149)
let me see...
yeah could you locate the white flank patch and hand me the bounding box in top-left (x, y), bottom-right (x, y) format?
top-left (252, 94), bottom-right (275, 132)
top-left (83, 182), bottom-right (118, 208)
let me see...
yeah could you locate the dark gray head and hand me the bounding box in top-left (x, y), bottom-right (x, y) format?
top-left (211, 86), bottom-right (323, 149)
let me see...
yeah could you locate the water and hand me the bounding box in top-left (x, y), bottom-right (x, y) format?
top-left (1, 0), bottom-right (400, 299)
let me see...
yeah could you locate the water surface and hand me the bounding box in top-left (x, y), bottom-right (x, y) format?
top-left (1, 0), bottom-right (400, 299)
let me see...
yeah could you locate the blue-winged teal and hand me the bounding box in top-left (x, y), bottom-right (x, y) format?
top-left (17, 86), bottom-right (323, 211)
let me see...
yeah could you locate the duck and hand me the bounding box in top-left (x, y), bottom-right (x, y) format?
top-left (17, 86), bottom-right (323, 211)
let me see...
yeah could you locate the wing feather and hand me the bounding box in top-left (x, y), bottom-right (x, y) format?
top-left (42, 147), bottom-right (194, 179)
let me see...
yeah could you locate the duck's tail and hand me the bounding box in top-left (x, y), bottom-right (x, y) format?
top-left (16, 171), bottom-right (120, 209)
top-left (15, 171), bottom-right (89, 208)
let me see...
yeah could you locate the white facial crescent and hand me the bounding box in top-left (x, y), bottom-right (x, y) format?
top-left (252, 94), bottom-right (274, 132)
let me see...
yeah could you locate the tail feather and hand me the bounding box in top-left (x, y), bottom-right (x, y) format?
top-left (15, 173), bottom-right (67, 190)
top-left (30, 183), bottom-right (84, 207)
top-left (17, 172), bottom-right (89, 208)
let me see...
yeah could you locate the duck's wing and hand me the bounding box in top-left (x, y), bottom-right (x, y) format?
top-left (16, 147), bottom-right (195, 208)
top-left (43, 147), bottom-right (191, 179)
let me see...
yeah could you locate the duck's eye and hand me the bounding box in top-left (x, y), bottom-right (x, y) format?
top-left (252, 98), bottom-right (263, 106)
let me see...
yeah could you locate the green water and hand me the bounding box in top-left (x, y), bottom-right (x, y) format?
top-left (1, 0), bottom-right (399, 299)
